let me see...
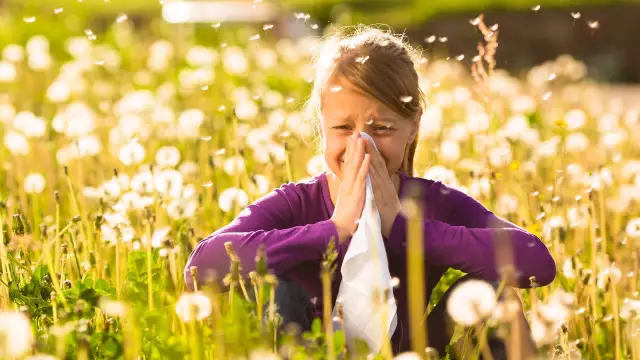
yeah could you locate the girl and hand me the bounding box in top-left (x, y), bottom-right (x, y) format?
top-left (185, 26), bottom-right (556, 357)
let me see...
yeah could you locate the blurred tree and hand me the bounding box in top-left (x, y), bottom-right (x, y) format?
top-left (5, 0), bottom-right (637, 27)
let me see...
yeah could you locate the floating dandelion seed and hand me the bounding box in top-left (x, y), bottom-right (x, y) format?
top-left (548, 73), bottom-right (557, 81)
top-left (490, 24), bottom-right (499, 31)
top-left (432, 82), bottom-right (441, 87)
top-left (212, 23), bottom-right (221, 28)
top-left (366, 118), bottom-right (374, 125)
top-left (202, 182), bottom-right (213, 188)
top-left (355, 55), bottom-right (370, 64)
top-left (571, 12), bottom-right (581, 19)
top-left (470, 16), bottom-right (482, 26)
top-left (249, 34), bottom-right (260, 41)
top-left (472, 55), bottom-right (481, 62)
top-left (330, 85), bottom-right (342, 93)
top-left (438, 37), bottom-right (448, 43)
top-left (221, 43), bottom-right (227, 47)
top-left (456, 54), bottom-right (465, 61)
top-left (215, 149), bottom-right (226, 156)
top-left (201, 85), bottom-right (209, 90)
top-left (263, 24), bottom-right (273, 30)
top-left (23, 16), bottom-right (36, 23)
top-left (218, 105), bottom-right (226, 111)
top-left (400, 96), bottom-right (413, 103)
top-left (285, 97), bottom-right (294, 103)
top-left (54, 8), bottom-right (63, 14)
top-left (532, 5), bottom-right (541, 11)
top-left (425, 35), bottom-right (436, 43)
top-left (85, 29), bottom-right (96, 41)
top-left (294, 12), bottom-right (310, 21)
top-left (419, 57), bottom-right (428, 64)
top-left (311, 24), bottom-right (319, 29)
top-left (116, 14), bottom-right (128, 23)
top-left (95, 60), bottom-right (104, 66)
top-left (543, 92), bottom-right (552, 101)
top-left (587, 20), bottom-right (600, 29)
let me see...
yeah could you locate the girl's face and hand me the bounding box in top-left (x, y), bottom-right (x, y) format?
top-left (320, 77), bottom-right (419, 180)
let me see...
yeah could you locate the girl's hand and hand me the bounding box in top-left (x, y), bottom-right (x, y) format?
top-left (330, 132), bottom-right (372, 243)
top-left (363, 138), bottom-right (402, 239)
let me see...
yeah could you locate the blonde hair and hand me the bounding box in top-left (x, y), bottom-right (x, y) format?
top-left (305, 25), bottom-right (425, 176)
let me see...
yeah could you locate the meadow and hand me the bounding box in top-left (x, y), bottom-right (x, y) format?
top-left (1, 8), bottom-right (639, 360)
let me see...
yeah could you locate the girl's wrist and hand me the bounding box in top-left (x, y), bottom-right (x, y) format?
top-left (330, 218), bottom-right (351, 243)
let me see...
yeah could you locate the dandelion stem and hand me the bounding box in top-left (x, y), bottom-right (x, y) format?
top-left (55, 197), bottom-right (61, 274)
top-left (589, 198), bottom-right (600, 320)
top-left (321, 268), bottom-right (335, 360)
top-left (612, 280), bottom-right (621, 360)
top-left (65, 170), bottom-right (93, 259)
top-left (189, 313), bottom-right (202, 360)
top-left (116, 233), bottom-right (121, 299)
top-left (598, 188), bottom-right (607, 257)
top-left (146, 222), bottom-right (154, 310)
top-left (69, 229), bottom-right (83, 279)
top-left (405, 196), bottom-right (428, 353)
top-left (475, 323), bottom-right (494, 360)
top-left (0, 214), bottom-right (12, 308)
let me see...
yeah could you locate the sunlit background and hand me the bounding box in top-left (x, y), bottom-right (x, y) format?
top-left (1, 0), bottom-right (640, 359)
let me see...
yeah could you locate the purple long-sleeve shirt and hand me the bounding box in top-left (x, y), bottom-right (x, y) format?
top-left (184, 171), bottom-right (556, 350)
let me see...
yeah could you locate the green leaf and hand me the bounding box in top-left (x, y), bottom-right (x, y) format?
top-left (311, 318), bottom-right (322, 335)
top-left (333, 330), bottom-right (345, 354)
top-left (32, 264), bottom-right (49, 281)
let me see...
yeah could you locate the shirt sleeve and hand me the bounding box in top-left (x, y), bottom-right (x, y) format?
top-left (184, 183), bottom-right (340, 291)
top-left (387, 181), bottom-right (556, 288)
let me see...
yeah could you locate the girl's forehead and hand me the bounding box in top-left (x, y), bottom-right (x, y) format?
top-left (321, 80), bottom-right (400, 120)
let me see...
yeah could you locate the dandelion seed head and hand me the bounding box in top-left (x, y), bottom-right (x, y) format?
top-left (99, 298), bottom-right (127, 317)
top-left (393, 352), bottom-right (422, 360)
top-left (223, 156), bottom-right (246, 176)
top-left (24, 173), bottom-right (46, 194)
top-left (4, 131), bottom-right (29, 155)
top-left (0, 311), bottom-right (34, 357)
top-left (175, 292), bottom-right (212, 322)
top-left (446, 279), bottom-right (497, 326)
top-left (218, 187), bottom-right (249, 212)
top-left (571, 12), bottom-right (581, 19)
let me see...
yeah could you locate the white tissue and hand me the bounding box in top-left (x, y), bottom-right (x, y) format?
top-left (332, 131), bottom-right (397, 354)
